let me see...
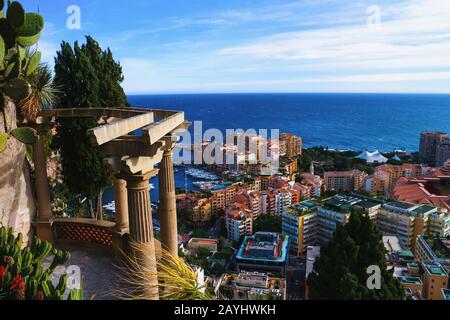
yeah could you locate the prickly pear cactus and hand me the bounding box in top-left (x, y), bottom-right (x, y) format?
top-left (0, 225), bottom-right (84, 300)
top-left (0, 1), bottom-right (44, 241)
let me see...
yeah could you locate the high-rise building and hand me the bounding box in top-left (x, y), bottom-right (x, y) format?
top-left (419, 131), bottom-right (449, 165)
top-left (282, 201), bottom-right (319, 255)
top-left (436, 140), bottom-right (450, 167)
top-left (279, 133), bottom-right (302, 158)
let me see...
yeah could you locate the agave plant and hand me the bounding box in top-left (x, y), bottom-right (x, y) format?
top-left (114, 242), bottom-right (217, 300)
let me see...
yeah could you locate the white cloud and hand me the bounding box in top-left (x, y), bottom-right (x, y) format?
top-left (218, 0), bottom-right (450, 78)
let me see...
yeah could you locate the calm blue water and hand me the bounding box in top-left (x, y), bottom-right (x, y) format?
top-left (103, 93), bottom-right (450, 208)
top-left (129, 93), bottom-right (450, 152)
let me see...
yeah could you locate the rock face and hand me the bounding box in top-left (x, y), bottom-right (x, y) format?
top-left (0, 99), bottom-right (36, 242)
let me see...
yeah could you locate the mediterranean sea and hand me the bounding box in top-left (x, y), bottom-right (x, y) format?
top-left (129, 93), bottom-right (450, 152)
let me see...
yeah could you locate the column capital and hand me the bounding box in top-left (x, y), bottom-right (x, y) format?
top-left (117, 168), bottom-right (159, 183)
top-left (160, 136), bottom-right (177, 153)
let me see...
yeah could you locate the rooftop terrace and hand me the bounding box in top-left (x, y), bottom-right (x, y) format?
top-left (399, 276), bottom-right (423, 285)
top-left (385, 200), bottom-right (417, 210)
top-left (287, 201), bottom-right (319, 216)
top-left (412, 205), bottom-right (437, 215)
top-left (236, 232), bottom-right (289, 263)
top-left (423, 262), bottom-right (448, 277)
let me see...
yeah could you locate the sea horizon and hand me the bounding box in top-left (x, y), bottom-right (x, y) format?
top-left (126, 93), bottom-right (450, 153)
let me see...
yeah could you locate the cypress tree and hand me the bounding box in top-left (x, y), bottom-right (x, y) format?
top-left (52, 36), bottom-right (128, 218)
top-left (307, 210), bottom-right (405, 300)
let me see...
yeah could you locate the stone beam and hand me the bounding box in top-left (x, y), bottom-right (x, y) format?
top-left (87, 113), bottom-right (155, 146)
top-left (142, 112), bottom-right (185, 145)
top-left (98, 137), bottom-right (164, 157)
top-left (38, 108), bottom-right (148, 120)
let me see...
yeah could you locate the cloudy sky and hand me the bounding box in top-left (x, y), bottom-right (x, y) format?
top-left (20, 0), bottom-right (450, 94)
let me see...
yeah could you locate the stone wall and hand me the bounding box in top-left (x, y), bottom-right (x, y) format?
top-left (0, 99), bottom-right (36, 242)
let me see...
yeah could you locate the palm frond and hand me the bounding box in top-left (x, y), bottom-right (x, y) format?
top-left (113, 242), bottom-right (217, 300)
top-left (19, 63), bottom-right (61, 121)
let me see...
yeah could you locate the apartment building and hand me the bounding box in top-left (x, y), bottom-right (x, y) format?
top-left (421, 262), bottom-right (448, 300)
top-left (324, 170), bottom-right (368, 192)
top-left (274, 189), bottom-right (292, 215)
top-left (279, 133), bottom-right (302, 158)
top-left (365, 164), bottom-right (422, 196)
top-left (176, 194), bottom-right (212, 225)
top-left (419, 131), bottom-right (449, 165)
top-left (316, 195), bottom-right (353, 244)
top-left (210, 183), bottom-right (238, 214)
top-left (225, 203), bottom-right (253, 242)
top-left (376, 201), bottom-right (441, 251)
top-left (436, 140), bottom-right (450, 167)
top-left (232, 189), bottom-right (263, 221)
top-left (282, 201), bottom-right (319, 255)
top-left (415, 236), bottom-right (450, 270)
top-left (316, 194), bottom-right (382, 244)
top-left (219, 271), bottom-right (286, 300)
top-left (235, 232), bottom-right (289, 278)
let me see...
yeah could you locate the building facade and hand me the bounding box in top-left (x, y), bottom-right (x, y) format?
top-left (419, 131), bottom-right (449, 165)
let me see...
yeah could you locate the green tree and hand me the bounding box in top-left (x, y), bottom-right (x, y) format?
top-left (307, 210), bottom-right (404, 300)
top-left (52, 36), bottom-right (128, 218)
top-left (254, 214), bottom-right (282, 233)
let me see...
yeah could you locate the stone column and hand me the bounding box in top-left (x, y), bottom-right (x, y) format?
top-left (32, 132), bottom-right (53, 241)
top-left (113, 175), bottom-right (129, 231)
top-left (158, 147), bottom-right (178, 256)
top-left (124, 169), bottom-right (159, 300)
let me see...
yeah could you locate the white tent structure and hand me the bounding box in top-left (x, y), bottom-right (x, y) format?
top-left (356, 150), bottom-right (388, 164)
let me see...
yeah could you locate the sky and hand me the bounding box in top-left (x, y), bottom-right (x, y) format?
top-left (18, 0), bottom-right (450, 94)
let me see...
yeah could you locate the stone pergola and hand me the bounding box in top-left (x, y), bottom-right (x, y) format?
top-left (30, 107), bottom-right (189, 299)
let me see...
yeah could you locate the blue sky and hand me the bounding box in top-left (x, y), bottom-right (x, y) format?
top-left (19, 0), bottom-right (450, 94)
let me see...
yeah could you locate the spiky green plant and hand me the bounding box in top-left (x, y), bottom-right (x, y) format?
top-left (20, 63), bottom-right (60, 121)
top-left (114, 242), bottom-right (217, 300)
top-left (0, 225), bottom-right (84, 300)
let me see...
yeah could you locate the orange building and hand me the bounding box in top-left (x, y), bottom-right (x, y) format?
top-left (324, 170), bottom-right (368, 192)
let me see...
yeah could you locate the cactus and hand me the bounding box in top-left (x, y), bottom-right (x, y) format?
top-left (14, 13), bottom-right (44, 47)
top-left (25, 50), bottom-right (40, 76)
top-left (0, 225), bottom-right (84, 300)
top-left (0, 1), bottom-right (44, 101)
top-left (1, 78), bottom-right (31, 100)
top-left (0, 35), bottom-right (4, 67)
top-left (0, 132), bottom-right (7, 152)
top-left (11, 127), bottom-right (37, 144)
top-left (6, 1), bottom-right (24, 28)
